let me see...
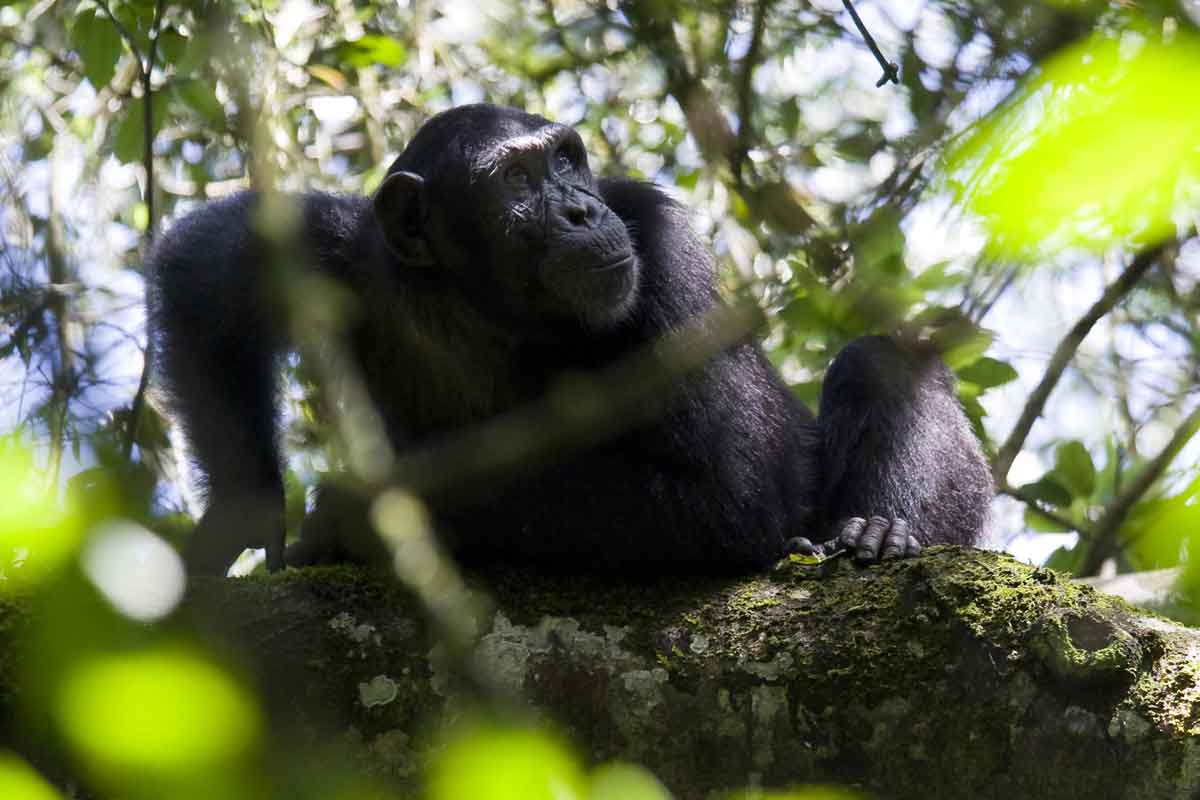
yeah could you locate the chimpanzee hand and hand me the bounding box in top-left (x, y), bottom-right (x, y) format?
top-left (787, 516), bottom-right (922, 563)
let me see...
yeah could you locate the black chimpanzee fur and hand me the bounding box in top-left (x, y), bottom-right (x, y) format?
top-left (147, 104), bottom-right (992, 576)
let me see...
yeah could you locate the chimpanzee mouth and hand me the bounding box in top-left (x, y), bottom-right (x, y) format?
top-left (583, 254), bottom-right (635, 273)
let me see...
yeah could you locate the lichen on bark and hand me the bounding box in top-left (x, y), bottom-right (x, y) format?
top-left (5, 547), bottom-right (1200, 798)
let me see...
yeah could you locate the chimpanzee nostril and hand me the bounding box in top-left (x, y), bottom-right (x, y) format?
top-left (565, 201), bottom-right (589, 226)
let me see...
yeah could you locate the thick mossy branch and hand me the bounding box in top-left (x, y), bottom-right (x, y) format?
top-left (8, 547), bottom-right (1200, 798)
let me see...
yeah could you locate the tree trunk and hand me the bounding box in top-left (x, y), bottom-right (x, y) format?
top-left (164, 546), bottom-right (1200, 799)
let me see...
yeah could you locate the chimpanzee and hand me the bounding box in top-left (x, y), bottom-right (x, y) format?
top-left (147, 103), bottom-right (992, 576)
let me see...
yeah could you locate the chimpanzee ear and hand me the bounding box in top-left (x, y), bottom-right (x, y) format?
top-left (373, 171), bottom-right (436, 267)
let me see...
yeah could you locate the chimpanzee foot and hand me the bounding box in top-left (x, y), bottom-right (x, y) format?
top-left (787, 516), bottom-right (922, 563)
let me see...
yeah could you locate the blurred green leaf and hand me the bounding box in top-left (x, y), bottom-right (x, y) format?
top-left (945, 27), bottom-right (1200, 256)
top-left (1053, 440), bottom-right (1096, 498)
top-left (938, 327), bottom-right (994, 371)
top-left (157, 28), bottom-right (187, 66)
top-left (71, 9), bottom-right (124, 89)
top-left (427, 724), bottom-right (586, 800)
top-left (1131, 475), bottom-right (1200, 573)
top-left (0, 752), bottom-right (62, 800)
top-left (113, 96), bottom-right (164, 164)
top-left (1019, 476), bottom-right (1074, 508)
top-left (175, 30), bottom-right (214, 77)
top-left (957, 356), bottom-right (1018, 388)
top-left (171, 79), bottom-right (226, 128)
top-left (0, 440), bottom-right (85, 588)
top-left (1024, 506), bottom-right (1072, 533)
top-left (589, 763), bottom-right (672, 800)
top-left (1044, 544), bottom-right (1085, 573)
top-left (55, 646), bottom-right (261, 782)
top-left (332, 35), bottom-right (408, 68)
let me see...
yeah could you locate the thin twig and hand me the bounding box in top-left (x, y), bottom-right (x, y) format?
top-left (841, 0), bottom-right (899, 87)
top-left (992, 243), bottom-right (1168, 484)
top-left (998, 483), bottom-right (1090, 537)
top-left (733, 0), bottom-right (771, 186)
top-left (121, 0), bottom-right (167, 461)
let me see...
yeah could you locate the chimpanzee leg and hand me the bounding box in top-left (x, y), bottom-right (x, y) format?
top-left (156, 332), bottom-right (285, 575)
top-left (802, 335), bottom-right (992, 561)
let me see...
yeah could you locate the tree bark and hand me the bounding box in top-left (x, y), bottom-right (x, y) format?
top-left (160, 546), bottom-right (1200, 799)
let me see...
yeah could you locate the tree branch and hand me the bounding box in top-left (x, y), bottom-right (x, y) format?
top-left (3, 548), bottom-right (1182, 799)
top-left (998, 482), bottom-right (1089, 536)
top-left (992, 242), bottom-right (1168, 484)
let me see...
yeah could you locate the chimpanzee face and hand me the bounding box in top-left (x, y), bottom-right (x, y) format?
top-left (374, 105), bottom-right (639, 332)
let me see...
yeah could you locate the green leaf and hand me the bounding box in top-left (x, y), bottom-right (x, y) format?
top-left (172, 79), bottom-right (225, 128)
top-left (944, 27), bottom-right (1200, 257)
top-left (957, 356), bottom-right (1018, 389)
top-left (428, 725), bottom-right (585, 800)
top-left (176, 30), bottom-right (214, 77)
top-left (55, 646), bottom-right (261, 779)
top-left (71, 9), bottom-right (124, 89)
top-left (0, 752), bottom-right (62, 800)
top-left (113, 96), bottom-right (164, 164)
top-left (1044, 544), bottom-right (1084, 574)
top-left (157, 28), bottom-right (187, 67)
top-left (332, 35), bottom-right (408, 68)
top-left (938, 327), bottom-right (994, 371)
top-left (1018, 477), bottom-right (1073, 508)
top-left (1053, 440), bottom-right (1096, 498)
top-left (1024, 506), bottom-right (1071, 533)
top-left (589, 763), bottom-right (672, 800)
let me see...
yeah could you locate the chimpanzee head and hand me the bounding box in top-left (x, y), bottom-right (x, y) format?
top-left (373, 104), bottom-right (639, 332)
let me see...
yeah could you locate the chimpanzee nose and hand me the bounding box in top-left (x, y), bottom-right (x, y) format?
top-left (561, 194), bottom-right (598, 228)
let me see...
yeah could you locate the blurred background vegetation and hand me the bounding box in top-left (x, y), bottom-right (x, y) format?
top-left (0, 0), bottom-right (1198, 797)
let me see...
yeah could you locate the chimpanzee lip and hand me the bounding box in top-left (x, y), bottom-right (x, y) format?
top-left (584, 254), bottom-right (635, 273)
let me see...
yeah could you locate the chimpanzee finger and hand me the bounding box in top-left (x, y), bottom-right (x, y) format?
top-left (881, 518), bottom-right (909, 560)
top-left (855, 516), bottom-right (890, 561)
top-left (785, 537), bottom-right (816, 556)
top-left (906, 535), bottom-right (923, 557)
top-left (836, 517), bottom-right (867, 551)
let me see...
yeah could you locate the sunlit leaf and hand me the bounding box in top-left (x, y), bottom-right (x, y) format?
top-left (945, 27), bottom-right (1200, 256)
top-left (1053, 440), bottom-right (1096, 498)
top-left (589, 763), bottom-right (673, 800)
top-left (938, 327), bottom-right (994, 371)
top-left (1133, 475), bottom-right (1200, 576)
top-left (0, 751), bottom-right (62, 800)
top-left (0, 441), bottom-right (85, 588)
top-left (71, 9), bottom-right (123, 89)
top-left (427, 724), bottom-right (585, 800)
top-left (55, 646), bottom-right (261, 780)
top-left (957, 356), bottom-right (1018, 388)
top-left (308, 64), bottom-right (349, 91)
top-left (333, 35), bottom-right (408, 68)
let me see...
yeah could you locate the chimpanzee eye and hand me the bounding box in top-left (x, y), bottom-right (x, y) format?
top-left (554, 147), bottom-right (574, 175)
top-left (504, 163), bottom-right (530, 185)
